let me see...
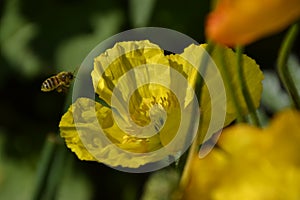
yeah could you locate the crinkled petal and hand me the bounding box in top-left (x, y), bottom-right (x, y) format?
top-left (91, 40), bottom-right (170, 104)
top-left (91, 40), bottom-right (197, 149)
top-left (59, 98), bottom-right (164, 168)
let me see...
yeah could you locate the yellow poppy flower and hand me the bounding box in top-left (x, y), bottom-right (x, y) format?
top-left (59, 40), bottom-right (263, 168)
top-left (206, 0), bottom-right (300, 45)
top-left (184, 109), bottom-right (300, 200)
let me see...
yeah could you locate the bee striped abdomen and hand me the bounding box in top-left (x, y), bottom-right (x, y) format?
top-left (41, 76), bottom-right (59, 92)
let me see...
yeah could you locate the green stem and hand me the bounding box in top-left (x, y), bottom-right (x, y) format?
top-left (31, 134), bottom-right (57, 200)
top-left (216, 45), bottom-right (246, 123)
top-left (277, 23), bottom-right (300, 110)
top-left (236, 46), bottom-right (261, 126)
top-left (43, 144), bottom-right (68, 200)
top-left (175, 135), bottom-right (198, 200)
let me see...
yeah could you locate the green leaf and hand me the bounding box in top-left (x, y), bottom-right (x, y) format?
top-left (208, 45), bottom-right (264, 117)
top-left (169, 44), bottom-right (264, 143)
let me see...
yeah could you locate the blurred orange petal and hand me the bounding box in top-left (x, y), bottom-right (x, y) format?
top-left (206, 0), bottom-right (300, 46)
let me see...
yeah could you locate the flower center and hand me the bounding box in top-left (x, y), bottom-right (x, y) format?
top-left (119, 84), bottom-right (181, 141)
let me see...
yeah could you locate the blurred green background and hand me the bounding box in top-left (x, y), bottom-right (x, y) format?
top-left (0, 0), bottom-right (299, 199)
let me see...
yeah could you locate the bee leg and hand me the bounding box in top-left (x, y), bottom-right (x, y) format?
top-left (62, 86), bottom-right (68, 93)
top-left (56, 86), bottom-right (63, 93)
top-left (60, 85), bottom-right (70, 93)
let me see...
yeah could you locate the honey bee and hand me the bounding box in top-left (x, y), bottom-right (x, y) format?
top-left (41, 71), bottom-right (74, 93)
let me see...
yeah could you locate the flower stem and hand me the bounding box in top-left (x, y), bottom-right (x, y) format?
top-left (277, 23), bottom-right (300, 110)
top-left (236, 46), bottom-right (261, 126)
top-left (175, 136), bottom-right (198, 200)
top-left (216, 45), bottom-right (246, 123)
top-left (43, 144), bottom-right (69, 200)
top-left (31, 134), bottom-right (57, 200)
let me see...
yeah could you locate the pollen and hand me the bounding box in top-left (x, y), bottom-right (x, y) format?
top-left (129, 88), bottom-right (178, 128)
top-left (122, 135), bottom-right (150, 144)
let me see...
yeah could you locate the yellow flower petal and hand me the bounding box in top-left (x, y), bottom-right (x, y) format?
top-left (184, 110), bottom-right (300, 199)
top-left (206, 0), bottom-right (300, 45)
top-left (59, 97), bottom-right (164, 168)
top-left (91, 40), bottom-right (170, 104)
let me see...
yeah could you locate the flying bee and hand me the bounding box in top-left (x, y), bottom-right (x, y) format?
top-left (41, 71), bottom-right (74, 93)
